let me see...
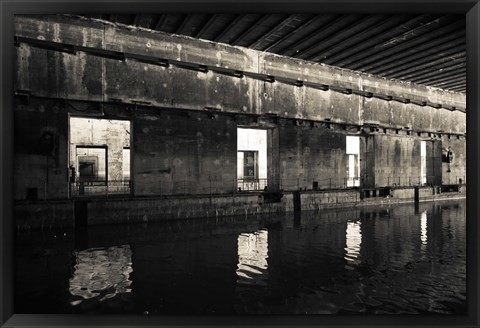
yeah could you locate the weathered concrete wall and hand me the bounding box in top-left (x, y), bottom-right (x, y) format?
top-left (368, 134), bottom-right (421, 187)
top-left (133, 108), bottom-right (237, 196)
top-left (14, 15), bottom-right (466, 134)
top-left (14, 101), bottom-right (69, 200)
top-left (13, 15), bottom-right (467, 204)
top-left (440, 136), bottom-right (466, 185)
top-left (14, 100), bottom-right (466, 200)
top-left (365, 134), bottom-right (448, 188)
top-left (278, 121), bottom-right (360, 190)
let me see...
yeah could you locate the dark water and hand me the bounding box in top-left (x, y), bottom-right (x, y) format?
top-left (15, 199), bottom-right (466, 314)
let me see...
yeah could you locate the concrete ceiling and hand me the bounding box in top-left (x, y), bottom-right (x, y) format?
top-left (84, 14), bottom-right (466, 93)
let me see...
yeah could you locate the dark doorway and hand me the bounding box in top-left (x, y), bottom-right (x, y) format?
top-left (74, 200), bottom-right (88, 227)
top-left (293, 191), bottom-right (301, 212)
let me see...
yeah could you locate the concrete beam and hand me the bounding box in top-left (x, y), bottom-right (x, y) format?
top-left (14, 15), bottom-right (466, 134)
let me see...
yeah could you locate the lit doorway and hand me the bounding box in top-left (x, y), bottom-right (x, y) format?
top-left (76, 146), bottom-right (107, 183)
top-left (69, 117), bottom-right (131, 197)
top-left (420, 141), bottom-right (427, 185)
top-left (237, 128), bottom-right (267, 191)
top-left (346, 136), bottom-right (360, 187)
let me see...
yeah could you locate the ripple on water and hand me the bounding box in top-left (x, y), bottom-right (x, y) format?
top-left (15, 199), bottom-right (466, 314)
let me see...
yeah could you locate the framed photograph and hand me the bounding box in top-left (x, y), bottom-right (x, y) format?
top-left (1, 1), bottom-right (479, 327)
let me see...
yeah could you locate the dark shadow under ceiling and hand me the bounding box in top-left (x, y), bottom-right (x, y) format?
top-left (82, 14), bottom-right (466, 93)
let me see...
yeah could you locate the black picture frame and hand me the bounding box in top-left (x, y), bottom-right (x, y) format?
top-left (1, 1), bottom-right (478, 327)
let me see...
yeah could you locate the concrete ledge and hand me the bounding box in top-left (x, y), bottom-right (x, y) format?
top-left (86, 193), bottom-right (292, 226)
top-left (297, 186), bottom-right (466, 210)
top-left (300, 190), bottom-right (360, 211)
top-left (14, 186), bottom-right (465, 229)
top-left (15, 200), bottom-right (74, 231)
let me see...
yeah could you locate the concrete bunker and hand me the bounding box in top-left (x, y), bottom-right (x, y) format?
top-left (11, 14), bottom-right (466, 226)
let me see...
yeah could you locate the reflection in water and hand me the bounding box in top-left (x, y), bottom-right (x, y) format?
top-left (420, 211), bottom-right (428, 246)
top-left (69, 245), bottom-right (133, 306)
top-left (236, 230), bottom-right (268, 286)
top-left (345, 221), bottom-right (362, 266)
top-left (15, 199), bottom-right (466, 314)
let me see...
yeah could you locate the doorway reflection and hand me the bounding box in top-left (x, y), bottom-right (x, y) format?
top-left (236, 230), bottom-right (269, 286)
top-left (69, 245), bottom-right (133, 306)
top-left (345, 221), bottom-right (362, 267)
top-left (420, 210), bottom-right (428, 246)
top-left (15, 200), bottom-right (466, 314)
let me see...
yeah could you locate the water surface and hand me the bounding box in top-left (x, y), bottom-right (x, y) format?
top-left (15, 199), bottom-right (466, 314)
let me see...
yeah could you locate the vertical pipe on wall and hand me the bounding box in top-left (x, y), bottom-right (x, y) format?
top-left (130, 109), bottom-right (135, 197)
top-left (67, 112), bottom-right (71, 199)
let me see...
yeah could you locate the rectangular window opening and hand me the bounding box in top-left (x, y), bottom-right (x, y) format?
top-left (346, 136), bottom-right (360, 187)
top-left (69, 117), bottom-right (131, 197)
top-left (237, 128), bottom-right (268, 191)
top-left (421, 141), bottom-right (427, 185)
top-left (123, 147), bottom-right (131, 181)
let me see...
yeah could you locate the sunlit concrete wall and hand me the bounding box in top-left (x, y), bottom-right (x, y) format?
top-left (69, 117), bottom-right (130, 181)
